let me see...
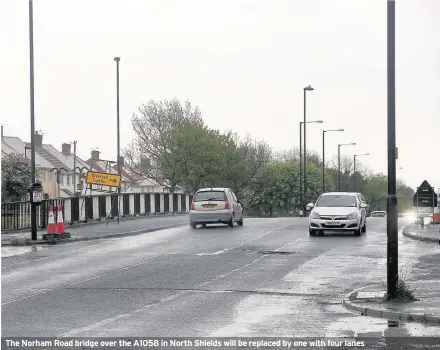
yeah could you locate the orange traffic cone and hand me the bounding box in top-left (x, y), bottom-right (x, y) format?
top-left (47, 205), bottom-right (56, 234)
top-left (56, 204), bottom-right (65, 234)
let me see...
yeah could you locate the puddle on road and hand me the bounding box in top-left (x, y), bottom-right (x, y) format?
top-left (1, 245), bottom-right (47, 258)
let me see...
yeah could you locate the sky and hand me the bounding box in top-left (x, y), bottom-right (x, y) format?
top-left (1, 0), bottom-right (439, 191)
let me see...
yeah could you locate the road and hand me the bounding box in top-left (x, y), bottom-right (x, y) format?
top-left (2, 217), bottom-right (440, 347)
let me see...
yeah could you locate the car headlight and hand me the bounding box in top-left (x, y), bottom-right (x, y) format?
top-left (347, 212), bottom-right (359, 220)
top-left (310, 212), bottom-right (320, 219)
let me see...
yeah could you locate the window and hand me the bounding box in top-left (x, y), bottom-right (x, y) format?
top-left (66, 176), bottom-right (70, 185)
top-left (60, 176), bottom-right (64, 185)
top-left (194, 191), bottom-right (226, 202)
top-left (315, 195), bottom-right (357, 207)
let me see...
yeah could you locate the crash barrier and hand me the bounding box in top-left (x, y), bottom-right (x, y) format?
top-left (1, 192), bottom-right (194, 232)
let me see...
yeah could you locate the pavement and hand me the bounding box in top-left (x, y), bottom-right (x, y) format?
top-left (1, 214), bottom-right (189, 246)
top-left (402, 223), bottom-right (440, 243)
top-left (2, 216), bottom-right (440, 349)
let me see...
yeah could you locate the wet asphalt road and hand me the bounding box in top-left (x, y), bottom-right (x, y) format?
top-left (2, 217), bottom-right (440, 347)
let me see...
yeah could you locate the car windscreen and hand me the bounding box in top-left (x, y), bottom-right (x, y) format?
top-left (194, 191), bottom-right (226, 202)
top-left (315, 195), bottom-right (357, 207)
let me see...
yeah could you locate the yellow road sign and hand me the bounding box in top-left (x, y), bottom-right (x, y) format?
top-left (86, 171), bottom-right (121, 187)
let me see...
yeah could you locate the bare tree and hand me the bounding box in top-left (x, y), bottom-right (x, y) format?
top-left (123, 98), bottom-right (204, 191)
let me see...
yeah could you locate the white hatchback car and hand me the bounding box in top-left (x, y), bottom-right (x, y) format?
top-left (189, 188), bottom-right (244, 228)
top-left (307, 192), bottom-right (368, 236)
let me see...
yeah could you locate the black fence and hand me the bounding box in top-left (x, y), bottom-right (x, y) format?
top-left (2, 199), bottom-right (65, 231)
top-left (2, 192), bottom-right (191, 232)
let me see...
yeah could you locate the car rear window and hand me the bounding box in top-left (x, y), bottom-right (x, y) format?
top-left (194, 191), bottom-right (226, 202)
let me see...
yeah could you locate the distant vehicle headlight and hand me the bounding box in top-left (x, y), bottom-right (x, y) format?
top-left (310, 212), bottom-right (320, 219)
top-left (347, 212), bottom-right (359, 220)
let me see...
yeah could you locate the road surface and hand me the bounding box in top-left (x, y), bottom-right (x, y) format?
top-left (2, 217), bottom-right (439, 347)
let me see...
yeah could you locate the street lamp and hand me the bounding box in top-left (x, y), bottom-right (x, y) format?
top-left (28, 0), bottom-right (37, 241)
top-left (322, 128), bottom-right (344, 193)
top-left (50, 167), bottom-right (69, 201)
top-left (299, 119), bottom-right (323, 208)
top-left (303, 85), bottom-right (314, 212)
top-left (114, 57), bottom-right (121, 223)
top-left (386, 0), bottom-right (398, 299)
top-left (338, 143), bottom-right (356, 191)
top-left (353, 153), bottom-right (369, 192)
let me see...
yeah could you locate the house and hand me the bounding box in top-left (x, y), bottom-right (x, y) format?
top-left (2, 134), bottom-right (57, 198)
top-left (2, 129), bottom-right (172, 199)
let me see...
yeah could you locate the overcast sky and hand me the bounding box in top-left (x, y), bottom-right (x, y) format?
top-left (1, 0), bottom-right (439, 191)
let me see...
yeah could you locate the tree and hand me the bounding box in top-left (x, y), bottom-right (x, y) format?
top-left (363, 173), bottom-right (388, 211)
top-left (245, 161), bottom-right (299, 216)
top-left (222, 133), bottom-right (272, 194)
top-left (124, 98), bottom-right (205, 191)
top-left (1, 153), bottom-right (32, 201)
top-left (160, 123), bottom-right (231, 193)
top-left (397, 180), bottom-right (414, 213)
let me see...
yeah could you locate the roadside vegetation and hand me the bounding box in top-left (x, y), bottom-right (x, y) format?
top-left (123, 98), bottom-right (415, 216)
top-left (2, 98), bottom-right (415, 215)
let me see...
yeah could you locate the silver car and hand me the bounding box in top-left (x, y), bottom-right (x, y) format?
top-left (189, 188), bottom-right (244, 228)
top-left (307, 192), bottom-right (368, 236)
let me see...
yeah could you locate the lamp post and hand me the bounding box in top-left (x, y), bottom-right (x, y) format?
top-left (71, 141), bottom-right (77, 194)
top-left (28, 0), bottom-right (38, 240)
top-left (50, 168), bottom-right (69, 201)
top-left (353, 153), bottom-right (369, 192)
top-left (303, 85), bottom-right (314, 212)
top-left (114, 57), bottom-right (121, 223)
top-left (338, 143), bottom-right (356, 191)
top-left (322, 128), bottom-right (344, 193)
top-left (299, 120), bottom-right (323, 208)
top-left (73, 167), bottom-right (89, 195)
top-left (387, 0), bottom-right (398, 299)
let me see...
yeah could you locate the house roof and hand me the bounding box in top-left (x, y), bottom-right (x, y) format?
top-left (112, 163), bottom-right (159, 187)
top-left (41, 144), bottom-right (90, 172)
top-left (2, 136), bottom-right (54, 168)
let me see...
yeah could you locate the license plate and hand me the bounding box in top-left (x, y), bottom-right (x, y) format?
top-left (202, 204), bottom-right (217, 209)
top-left (325, 221), bottom-right (341, 225)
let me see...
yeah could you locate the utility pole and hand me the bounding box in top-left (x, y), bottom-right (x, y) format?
top-left (387, 0), bottom-right (398, 299)
top-left (114, 57), bottom-right (121, 223)
top-left (303, 85), bottom-right (314, 212)
top-left (73, 141), bottom-right (77, 195)
top-left (29, 0), bottom-right (37, 241)
top-left (322, 128), bottom-right (344, 193)
top-left (299, 122), bottom-right (302, 209)
top-left (338, 143), bottom-right (356, 192)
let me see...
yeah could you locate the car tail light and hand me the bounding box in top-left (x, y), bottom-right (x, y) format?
top-left (224, 200), bottom-right (230, 209)
top-left (191, 200), bottom-right (195, 210)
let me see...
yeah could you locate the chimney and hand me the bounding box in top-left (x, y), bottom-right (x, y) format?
top-left (91, 150), bottom-right (100, 160)
top-left (35, 131), bottom-right (43, 148)
top-left (117, 156), bottom-right (125, 168)
top-left (62, 143), bottom-right (71, 154)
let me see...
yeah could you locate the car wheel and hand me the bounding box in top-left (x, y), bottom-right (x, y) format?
top-left (361, 222), bottom-right (366, 233)
top-left (309, 229), bottom-right (317, 236)
top-left (237, 215), bottom-right (244, 226)
top-left (228, 216), bottom-right (234, 228)
top-left (190, 222), bottom-right (197, 229)
top-left (354, 228), bottom-right (361, 236)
